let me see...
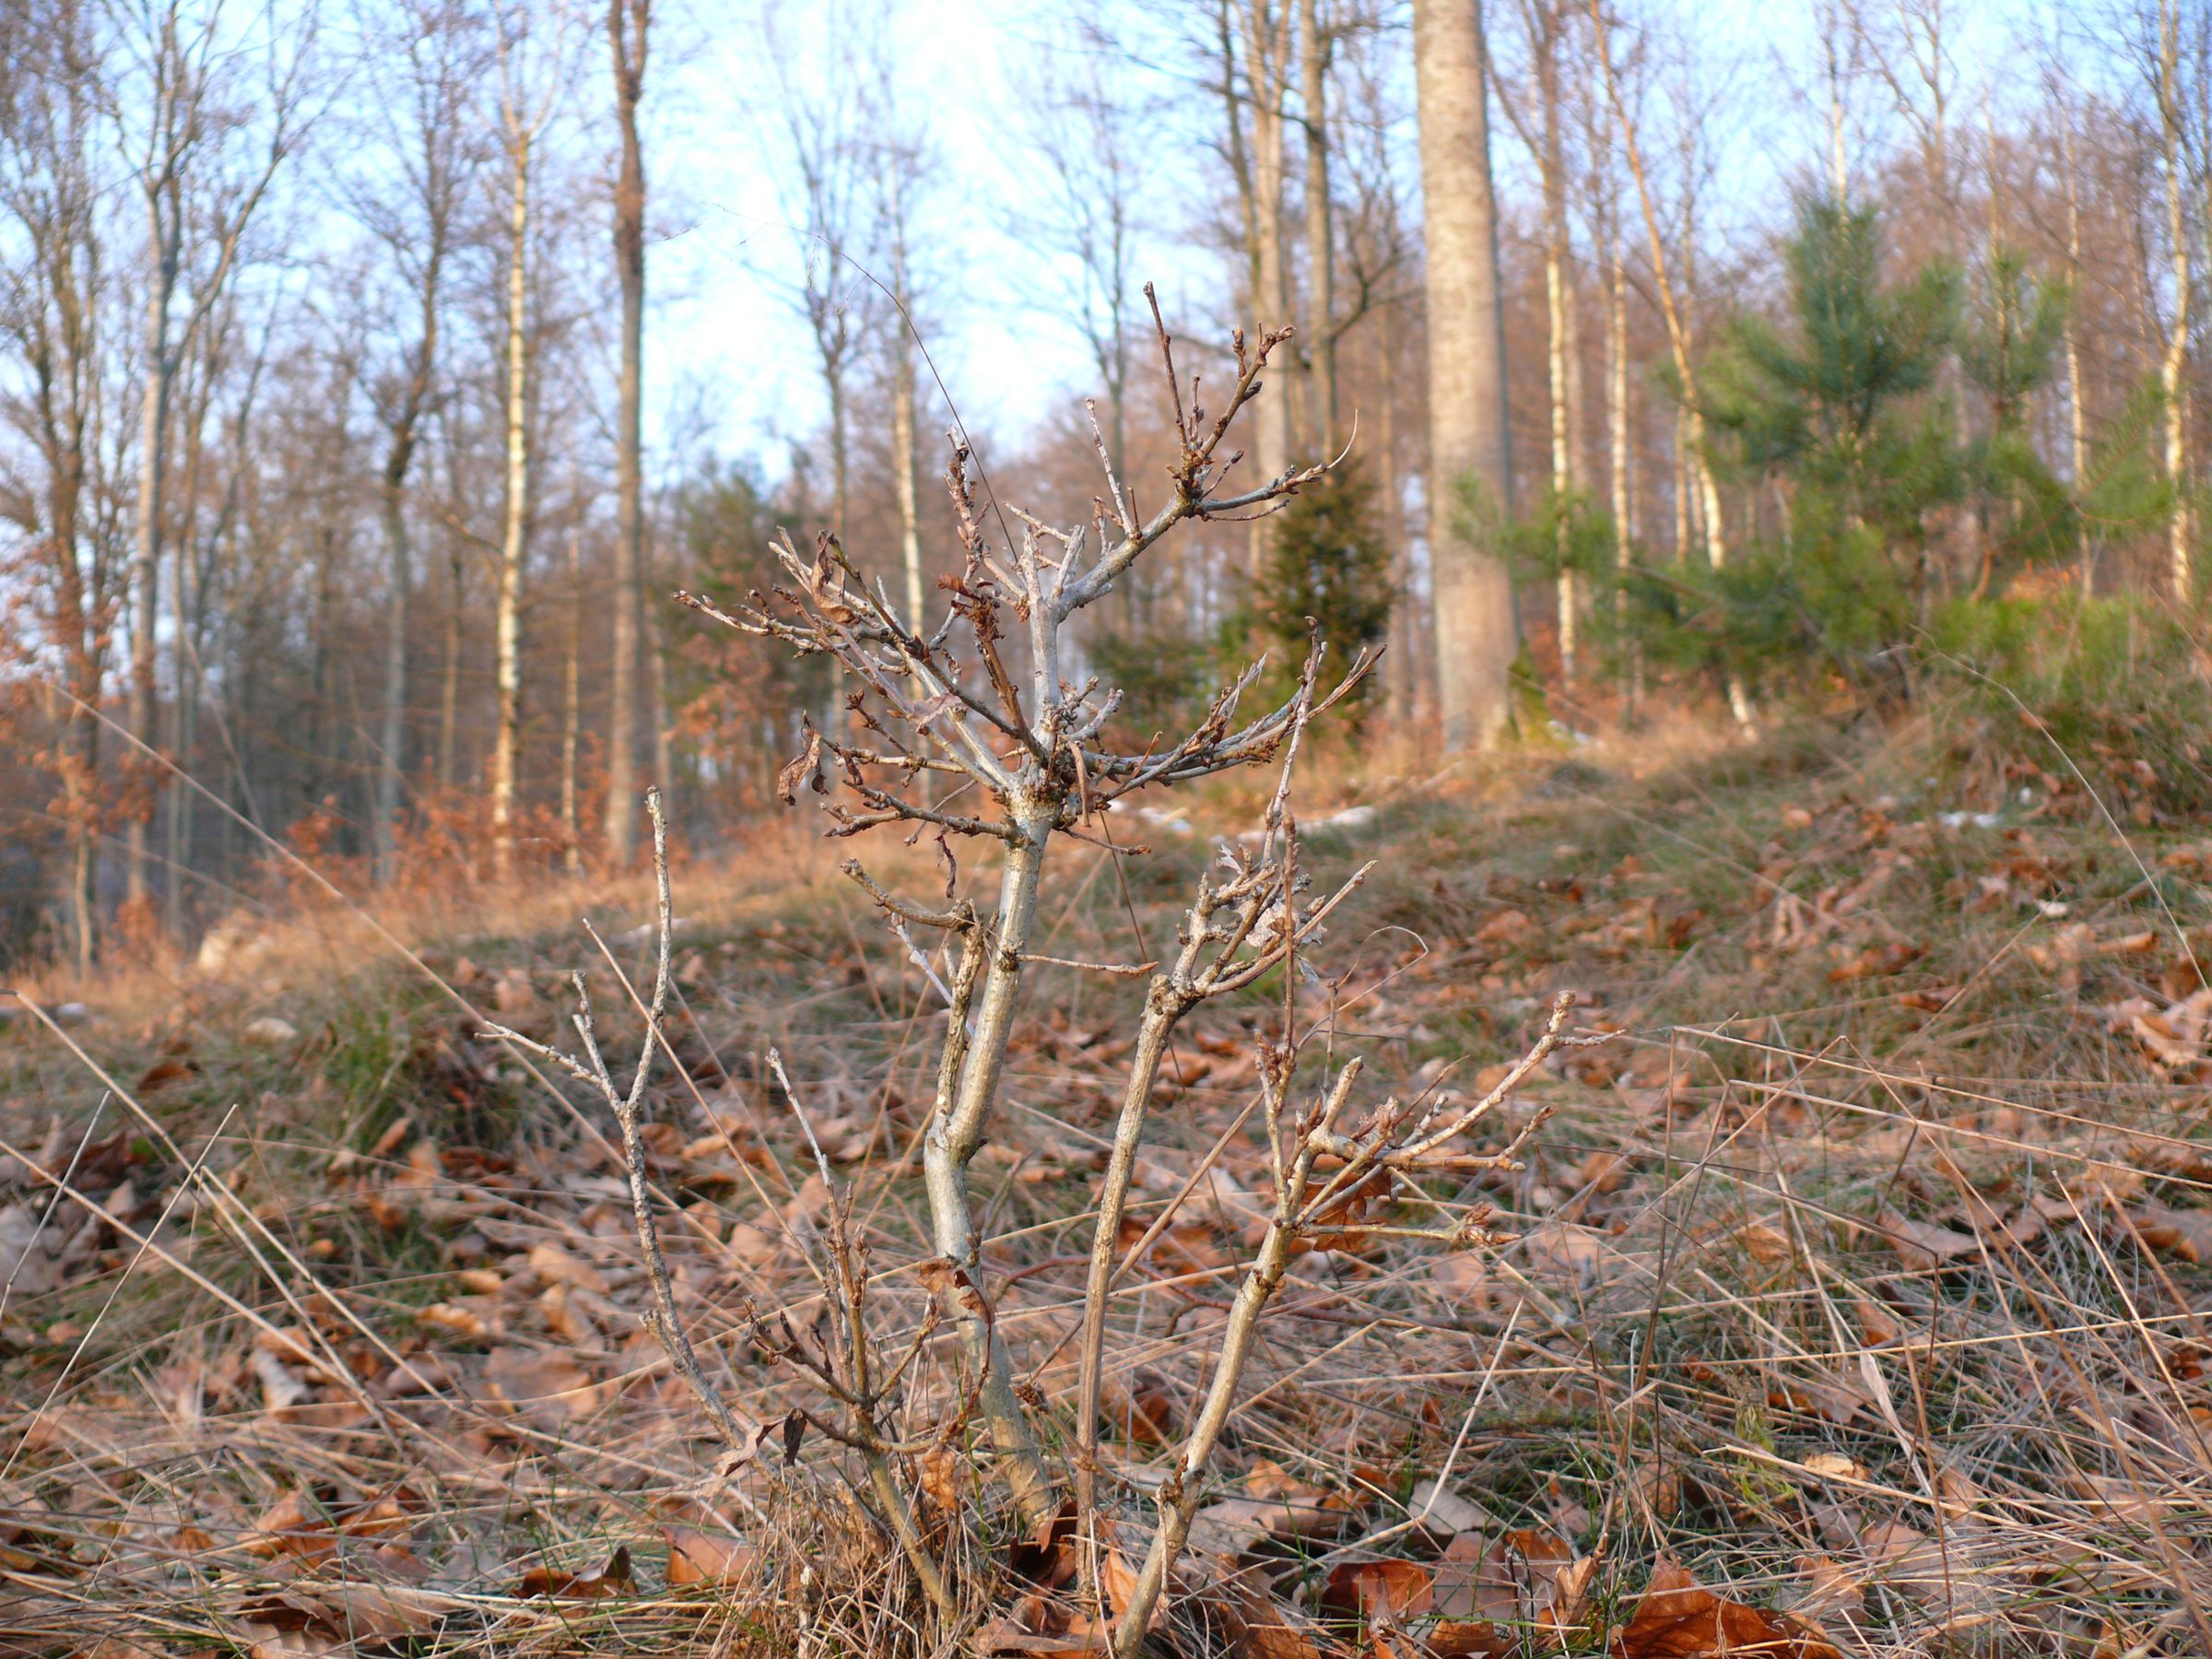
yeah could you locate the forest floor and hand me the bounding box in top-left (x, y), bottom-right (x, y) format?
top-left (5, 707), bottom-right (2212, 1658)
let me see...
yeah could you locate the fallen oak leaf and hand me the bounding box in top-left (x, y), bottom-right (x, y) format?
top-left (1426, 1621), bottom-right (1512, 1658)
top-left (1610, 1559), bottom-right (1843, 1658)
top-left (665, 1525), bottom-right (758, 1588)
top-left (971, 1617), bottom-right (1096, 1655)
top-left (1323, 1558), bottom-right (1434, 1621)
top-left (2118, 1201), bottom-right (2212, 1264)
top-left (1874, 1209), bottom-right (1981, 1271)
top-left (511, 1544), bottom-right (635, 1600)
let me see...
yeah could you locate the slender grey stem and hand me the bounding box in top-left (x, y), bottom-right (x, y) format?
top-left (922, 800), bottom-right (1057, 1525)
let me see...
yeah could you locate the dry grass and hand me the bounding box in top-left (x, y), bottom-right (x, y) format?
top-left (4, 712), bottom-right (2211, 1657)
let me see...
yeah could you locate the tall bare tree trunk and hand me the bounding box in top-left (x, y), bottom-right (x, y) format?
top-left (1672, 406), bottom-right (1690, 566)
top-left (644, 521), bottom-right (671, 804)
top-left (490, 117), bottom-right (530, 877)
top-left (377, 456), bottom-right (414, 878)
top-left (2061, 113), bottom-right (2092, 592)
top-left (1534, 3), bottom-right (1580, 680)
top-left (1299, 0), bottom-right (1336, 449)
top-left (563, 516), bottom-right (582, 877)
top-left (1380, 309), bottom-right (1418, 725)
top-left (163, 368), bottom-right (207, 936)
top-left (128, 263), bottom-right (173, 912)
top-left (606, 0), bottom-right (649, 863)
top-left (1414, 0), bottom-right (1518, 752)
top-left (440, 540), bottom-right (463, 790)
top-left (376, 267), bottom-right (440, 883)
top-left (886, 164), bottom-right (924, 639)
top-left (1606, 184), bottom-right (1637, 713)
top-left (2157, 0), bottom-right (2194, 604)
top-left (1240, 0), bottom-right (1297, 576)
top-left (1823, 0), bottom-right (1850, 202)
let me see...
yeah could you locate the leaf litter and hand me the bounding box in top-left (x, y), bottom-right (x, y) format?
top-left (8, 756), bottom-right (2212, 1653)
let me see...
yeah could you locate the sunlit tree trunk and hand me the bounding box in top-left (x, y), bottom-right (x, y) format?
top-left (128, 230), bottom-right (175, 912)
top-left (1605, 177), bottom-right (1637, 714)
top-left (886, 163), bottom-right (924, 641)
top-left (1534, 2), bottom-right (1581, 680)
top-left (562, 516), bottom-right (582, 877)
top-left (490, 112), bottom-right (531, 877)
top-left (1239, 0), bottom-right (1297, 575)
top-left (2061, 113), bottom-right (2091, 592)
top-left (2157, 0), bottom-right (2194, 604)
top-left (1299, 0), bottom-right (1336, 449)
top-left (440, 539), bottom-right (463, 791)
top-left (606, 0), bottom-right (649, 863)
top-left (1414, 0), bottom-right (1518, 751)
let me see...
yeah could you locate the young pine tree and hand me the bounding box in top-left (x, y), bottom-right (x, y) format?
top-left (1652, 195), bottom-right (1960, 705)
top-left (1255, 458), bottom-right (1394, 723)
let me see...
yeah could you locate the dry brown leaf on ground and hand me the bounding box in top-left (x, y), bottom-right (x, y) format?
top-left (1408, 1481), bottom-right (1490, 1542)
top-left (0, 1201), bottom-right (96, 1298)
top-left (1874, 1209), bottom-right (1981, 1269)
top-left (665, 1525), bottom-right (757, 1587)
top-left (1189, 1496), bottom-right (1299, 1557)
top-left (1608, 1559), bottom-right (1843, 1658)
top-left (1790, 1554), bottom-right (1864, 1622)
top-left (1521, 1219), bottom-right (1611, 1277)
top-left (482, 1346), bottom-right (604, 1425)
top-left (1424, 1620), bottom-right (1512, 1658)
top-left (1323, 1557), bottom-right (1434, 1620)
top-left (511, 1543), bottom-right (635, 1599)
top-left (2117, 1200), bottom-right (2212, 1263)
top-left (1101, 1546), bottom-right (1158, 1631)
top-left (971, 1617), bottom-right (1097, 1655)
top-left (1237, 1601), bottom-right (1341, 1659)
top-left (1735, 1221), bottom-right (1794, 1265)
top-left (1797, 1453), bottom-right (1865, 1484)
top-left (1769, 1371), bottom-right (1872, 1427)
top-left (526, 1241), bottom-right (611, 1293)
top-left (1430, 1531), bottom-right (1489, 1618)
top-left (1100, 1368), bottom-right (1182, 1446)
top-left (414, 1301), bottom-right (490, 1342)
top-left (1859, 1518), bottom-right (2006, 1626)
top-left (1242, 1458), bottom-right (1359, 1537)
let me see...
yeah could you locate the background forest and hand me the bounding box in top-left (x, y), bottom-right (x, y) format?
top-left (3, 0), bottom-right (2208, 970)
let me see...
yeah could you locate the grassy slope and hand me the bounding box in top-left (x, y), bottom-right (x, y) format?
top-left (4, 713), bottom-right (2211, 1655)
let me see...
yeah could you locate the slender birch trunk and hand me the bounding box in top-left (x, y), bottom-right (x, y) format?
top-left (490, 116), bottom-right (531, 877)
top-left (887, 165), bottom-right (924, 641)
top-left (128, 253), bottom-right (174, 912)
top-left (606, 0), bottom-right (649, 864)
top-left (2157, 0), bottom-right (2194, 604)
top-left (1606, 191), bottom-right (1638, 713)
top-left (563, 516), bottom-right (582, 877)
top-left (2061, 116), bottom-right (2091, 593)
top-left (1536, 11), bottom-right (1580, 681)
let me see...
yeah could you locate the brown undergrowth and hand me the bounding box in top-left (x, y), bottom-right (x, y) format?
top-left (5, 713), bottom-right (2212, 1657)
